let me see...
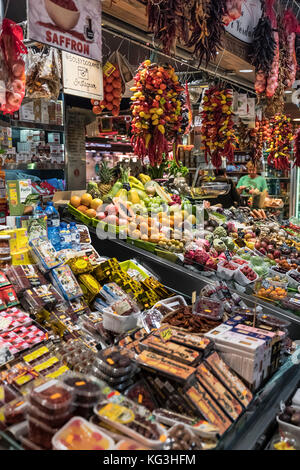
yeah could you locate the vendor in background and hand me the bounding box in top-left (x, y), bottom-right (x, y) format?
top-left (210, 168), bottom-right (241, 209)
top-left (237, 162), bottom-right (268, 197)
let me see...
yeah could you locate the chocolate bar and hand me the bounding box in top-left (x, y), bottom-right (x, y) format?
top-left (196, 363), bottom-right (243, 420)
top-left (205, 352), bottom-right (253, 407)
top-left (141, 334), bottom-right (201, 366)
top-left (186, 381), bottom-right (232, 435)
top-left (136, 350), bottom-right (196, 382)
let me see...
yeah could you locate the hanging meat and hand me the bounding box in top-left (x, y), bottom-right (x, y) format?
top-left (251, 16), bottom-right (276, 77)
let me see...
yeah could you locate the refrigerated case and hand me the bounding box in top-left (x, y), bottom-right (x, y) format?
top-left (290, 165), bottom-right (300, 219)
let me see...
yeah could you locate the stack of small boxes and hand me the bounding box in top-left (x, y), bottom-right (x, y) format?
top-left (0, 228), bottom-right (30, 266)
top-left (205, 314), bottom-right (286, 390)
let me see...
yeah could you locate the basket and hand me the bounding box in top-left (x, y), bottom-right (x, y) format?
top-left (120, 260), bottom-right (149, 280)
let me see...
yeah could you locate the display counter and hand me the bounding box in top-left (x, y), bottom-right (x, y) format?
top-left (62, 215), bottom-right (300, 341)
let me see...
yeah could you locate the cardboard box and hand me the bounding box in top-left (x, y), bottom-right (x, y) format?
top-left (6, 180), bottom-right (32, 216)
top-left (53, 190), bottom-right (86, 208)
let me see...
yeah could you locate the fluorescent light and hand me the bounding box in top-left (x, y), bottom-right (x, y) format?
top-left (239, 69), bottom-right (253, 73)
top-left (293, 118), bottom-right (300, 121)
top-left (285, 90), bottom-right (292, 94)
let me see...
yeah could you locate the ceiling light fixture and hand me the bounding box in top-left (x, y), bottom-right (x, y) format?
top-left (239, 69), bottom-right (253, 73)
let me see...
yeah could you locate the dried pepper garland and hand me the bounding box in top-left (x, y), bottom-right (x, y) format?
top-left (188, 0), bottom-right (227, 66)
top-left (130, 60), bottom-right (184, 166)
top-left (201, 86), bottom-right (236, 168)
top-left (267, 114), bottom-right (293, 170)
top-left (251, 15), bottom-right (276, 77)
top-left (147, 0), bottom-right (242, 65)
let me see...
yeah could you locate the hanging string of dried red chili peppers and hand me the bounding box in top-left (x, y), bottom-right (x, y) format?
top-left (147, 0), bottom-right (244, 64)
top-left (201, 86), bottom-right (236, 168)
top-left (267, 114), bottom-right (293, 170)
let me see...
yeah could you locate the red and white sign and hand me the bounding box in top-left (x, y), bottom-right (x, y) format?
top-left (27, 0), bottom-right (102, 61)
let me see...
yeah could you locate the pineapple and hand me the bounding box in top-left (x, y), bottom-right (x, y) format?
top-left (98, 162), bottom-right (114, 197)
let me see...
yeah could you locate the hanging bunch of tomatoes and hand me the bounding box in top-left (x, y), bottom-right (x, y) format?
top-left (91, 63), bottom-right (122, 117)
top-left (201, 86), bottom-right (236, 168)
top-left (267, 114), bottom-right (293, 170)
top-left (130, 60), bottom-right (184, 166)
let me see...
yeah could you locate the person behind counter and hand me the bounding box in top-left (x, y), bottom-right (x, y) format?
top-left (237, 162), bottom-right (268, 196)
top-left (209, 169), bottom-right (241, 209)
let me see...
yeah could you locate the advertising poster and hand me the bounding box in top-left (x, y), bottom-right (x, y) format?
top-left (27, 0), bottom-right (102, 61)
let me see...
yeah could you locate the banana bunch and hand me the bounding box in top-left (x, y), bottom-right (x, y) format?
top-left (139, 174), bottom-right (151, 185)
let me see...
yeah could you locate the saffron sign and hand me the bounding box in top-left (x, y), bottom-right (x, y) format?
top-left (27, 0), bottom-right (102, 61)
top-left (225, 0), bottom-right (262, 44)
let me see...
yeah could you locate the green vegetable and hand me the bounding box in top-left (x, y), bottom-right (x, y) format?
top-left (213, 227), bottom-right (227, 239)
top-left (106, 181), bottom-right (123, 200)
top-left (213, 239), bottom-right (226, 253)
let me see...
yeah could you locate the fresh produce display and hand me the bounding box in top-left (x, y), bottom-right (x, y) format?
top-left (201, 86), bottom-right (236, 168)
top-left (130, 61), bottom-right (184, 166)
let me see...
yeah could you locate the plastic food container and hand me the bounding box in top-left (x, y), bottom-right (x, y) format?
top-left (234, 266), bottom-right (258, 287)
top-left (0, 256), bottom-right (12, 268)
top-left (0, 398), bottom-right (27, 426)
top-left (72, 402), bottom-right (96, 420)
top-left (77, 225), bottom-right (91, 245)
top-left (157, 295), bottom-right (187, 312)
top-left (94, 401), bottom-right (167, 449)
top-left (277, 413), bottom-right (300, 441)
top-left (95, 346), bottom-right (133, 378)
top-left (29, 238), bottom-right (62, 273)
top-left (192, 297), bottom-right (223, 321)
top-left (52, 417), bottom-right (115, 450)
top-left (27, 404), bottom-right (72, 429)
top-left (90, 366), bottom-right (135, 387)
top-left (116, 439), bottom-right (151, 450)
top-left (165, 423), bottom-right (203, 450)
top-left (287, 270), bottom-right (300, 289)
top-left (0, 235), bottom-right (11, 255)
top-left (125, 381), bottom-right (158, 412)
top-left (29, 379), bottom-right (74, 416)
top-left (62, 373), bottom-right (103, 405)
top-left (50, 265), bottom-right (83, 301)
top-left (258, 313), bottom-right (291, 330)
top-left (217, 261), bottom-right (239, 281)
top-left (102, 308), bottom-right (140, 334)
top-left (20, 434), bottom-right (44, 451)
top-left (0, 383), bottom-right (19, 406)
top-left (232, 307), bottom-right (257, 320)
top-left (28, 415), bottom-right (59, 450)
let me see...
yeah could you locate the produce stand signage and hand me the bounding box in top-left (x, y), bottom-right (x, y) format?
top-left (62, 51), bottom-right (103, 100)
top-left (27, 0), bottom-right (102, 61)
top-left (225, 0), bottom-right (262, 44)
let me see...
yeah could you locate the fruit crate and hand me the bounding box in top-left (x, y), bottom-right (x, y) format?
top-left (68, 204), bottom-right (92, 227)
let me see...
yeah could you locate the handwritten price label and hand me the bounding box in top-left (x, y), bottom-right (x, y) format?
top-left (159, 327), bottom-right (173, 343)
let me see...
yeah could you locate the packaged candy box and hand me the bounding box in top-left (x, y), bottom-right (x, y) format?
top-left (50, 265), bottom-right (83, 301)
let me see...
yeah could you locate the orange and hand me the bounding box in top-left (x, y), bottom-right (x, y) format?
top-left (86, 209), bottom-right (97, 219)
top-left (78, 205), bottom-right (88, 214)
top-left (81, 193), bottom-right (93, 207)
top-left (90, 198), bottom-right (103, 211)
top-left (70, 196), bottom-right (81, 208)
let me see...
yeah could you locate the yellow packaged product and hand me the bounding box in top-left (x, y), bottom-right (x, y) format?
top-left (12, 249), bottom-right (31, 266)
top-left (68, 256), bottom-right (94, 275)
top-left (78, 274), bottom-right (101, 296)
top-left (1, 228), bottom-right (28, 253)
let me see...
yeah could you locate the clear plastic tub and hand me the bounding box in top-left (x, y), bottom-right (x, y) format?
top-left (52, 417), bottom-right (115, 450)
top-left (287, 270), bottom-right (300, 289)
top-left (62, 373), bottom-right (103, 405)
top-left (102, 308), bottom-right (140, 334)
top-left (94, 346), bottom-right (133, 378)
top-left (116, 439), bottom-right (151, 450)
top-left (28, 415), bottom-right (59, 450)
top-left (72, 402), bottom-right (97, 420)
top-left (90, 366), bottom-right (136, 387)
top-left (29, 379), bottom-right (74, 416)
top-left (192, 297), bottom-right (223, 321)
top-left (217, 261), bottom-right (239, 281)
top-left (94, 400), bottom-right (167, 449)
top-left (277, 411), bottom-right (300, 441)
top-left (0, 383), bottom-right (19, 406)
top-left (20, 434), bottom-right (44, 451)
top-left (0, 398), bottom-right (27, 427)
top-left (234, 266), bottom-right (258, 287)
top-left (27, 403), bottom-right (72, 429)
top-left (258, 313), bottom-right (291, 330)
top-left (165, 423), bottom-right (203, 450)
top-left (156, 296), bottom-right (187, 312)
top-left (152, 409), bottom-right (196, 428)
